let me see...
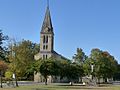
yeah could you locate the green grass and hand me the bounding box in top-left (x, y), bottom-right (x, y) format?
top-left (0, 84), bottom-right (120, 90)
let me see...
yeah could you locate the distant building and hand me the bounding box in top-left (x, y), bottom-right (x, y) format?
top-left (34, 5), bottom-right (66, 83)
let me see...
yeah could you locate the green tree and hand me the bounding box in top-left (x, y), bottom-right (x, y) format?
top-left (113, 64), bottom-right (120, 81)
top-left (39, 58), bottom-right (60, 85)
top-left (72, 48), bottom-right (86, 82)
top-left (73, 48), bottom-right (87, 64)
top-left (59, 59), bottom-right (71, 80)
top-left (66, 63), bottom-right (84, 85)
top-left (83, 58), bottom-right (92, 76)
top-left (25, 59), bottom-right (42, 80)
top-left (0, 30), bottom-right (9, 61)
top-left (5, 71), bottom-right (13, 81)
top-left (83, 48), bottom-right (118, 83)
top-left (83, 49), bottom-right (99, 77)
top-left (95, 51), bottom-right (118, 82)
top-left (0, 60), bottom-right (8, 88)
top-left (59, 59), bottom-right (84, 85)
top-left (8, 39), bottom-right (39, 80)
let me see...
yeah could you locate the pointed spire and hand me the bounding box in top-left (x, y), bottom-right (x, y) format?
top-left (41, 1), bottom-right (53, 34)
top-left (47, 0), bottom-right (49, 9)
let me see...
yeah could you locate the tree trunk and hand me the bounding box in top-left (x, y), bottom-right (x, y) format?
top-left (105, 78), bottom-right (107, 83)
top-left (15, 77), bottom-right (18, 87)
top-left (14, 73), bottom-right (18, 87)
top-left (103, 78), bottom-right (107, 83)
top-left (45, 77), bottom-right (47, 85)
top-left (0, 75), bottom-right (2, 88)
top-left (98, 78), bottom-right (100, 85)
top-left (0, 71), bottom-right (2, 88)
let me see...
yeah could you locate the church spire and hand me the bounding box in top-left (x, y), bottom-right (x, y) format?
top-left (47, 0), bottom-right (49, 9)
top-left (41, 0), bottom-right (53, 34)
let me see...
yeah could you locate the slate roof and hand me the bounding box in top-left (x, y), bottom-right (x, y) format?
top-left (41, 6), bottom-right (53, 34)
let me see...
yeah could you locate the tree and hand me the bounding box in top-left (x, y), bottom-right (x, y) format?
top-left (113, 64), bottom-right (120, 81)
top-left (59, 59), bottom-right (84, 85)
top-left (73, 48), bottom-right (87, 64)
top-left (25, 59), bottom-right (42, 80)
top-left (7, 39), bottom-right (19, 87)
top-left (59, 59), bottom-right (71, 80)
top-left (90, 48), bottom-right (102, 61)
top-left (83, 48), bottom-right (118, 83)
top-left (5, 71), bottom-right (13, 81)
top-left (66, 63), bottom-right (84, 85)
top-left (72, 48), bottom-right (87, 82)
top-left (95, 51), bottom-right (118, 82)
top-left (7, 39), bottom-right (39, 87)
top-left (83, 49), bottom-right (101, 77)
top-left (33, 56), bottom-right (84, 85)
top-left (83, 58), bottom-right (92, 76)
top-left (0, 60), bottom-right (8, 88)
top-left (39, 58), bottom-right (60, 85)
top-left (0, 30), bottom-right (9, 61)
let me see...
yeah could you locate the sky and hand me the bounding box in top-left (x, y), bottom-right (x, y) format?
top-left (0, 0), bottom-right (120, 63)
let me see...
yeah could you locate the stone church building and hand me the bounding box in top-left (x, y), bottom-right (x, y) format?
top-left (34, 6), bottom-right (66, 82)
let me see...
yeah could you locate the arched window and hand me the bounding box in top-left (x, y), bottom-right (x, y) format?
top-left (43, 55), bottom-right (45, 59)
top-left (46, 45), bottom-right (48, 50)
top-left (46, 36), bottom-right (48, 43)
top-left (46, 55), bottom-right (47, 59)
top-left (43, 35), bottom-right (45, 43)
top-left (43, 45), bottom-right (45, 50)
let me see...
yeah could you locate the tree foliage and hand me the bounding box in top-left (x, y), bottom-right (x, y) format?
top-left (5, 71), bottom-right (13, 80)
top-left (0, 30), bottom-right (9, 61)
top-left (33, 57), bottom-right (84, 85)
top-left (65, 63), bottom-right (84, 85)
top-left (0, 60), bottom-right (8, 73)
top-left (73, 48), bottom-right (87, 64)
top-left (0, 60), bottom-right (8, 88)
top-left (55, 58), bottom-right (84, 85)
top-left (83, 48), bottom-right (118, 83)
top-left (39, 57), bottom-right (60, 85)
top-left (113, 64), bottom-right (120, 81)
top-left (8, 39), bottom-right (39, 79)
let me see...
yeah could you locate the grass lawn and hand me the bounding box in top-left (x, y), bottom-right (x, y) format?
top-left (0, 84), bottom-right (120, 90)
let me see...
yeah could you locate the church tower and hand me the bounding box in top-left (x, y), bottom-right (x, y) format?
top-left (40, 6), bottom-right (54, 59)
top-left (34, 1), bottom-right (66, 82)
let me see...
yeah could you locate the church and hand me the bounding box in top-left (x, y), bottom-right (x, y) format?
top-left (34, 4), bottom-right (66, 82)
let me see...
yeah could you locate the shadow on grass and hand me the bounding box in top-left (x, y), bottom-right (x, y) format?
top-left (98, 84), bottom-right (112, 87)
top-left (32, 89), bottom-right (48, 90)
top-left (57, 84), bottom-right (112, 87)
top-left (44, 85), bottom-right (102, 90)
top-left (30, 84), bottom-right (112, 90)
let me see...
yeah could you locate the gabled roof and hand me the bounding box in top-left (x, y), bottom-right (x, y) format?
top-left (41, 6), bottom-right (53, 34)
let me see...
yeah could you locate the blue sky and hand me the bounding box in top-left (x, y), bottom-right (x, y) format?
top-left (0, 0), bottom-right (120, 63)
